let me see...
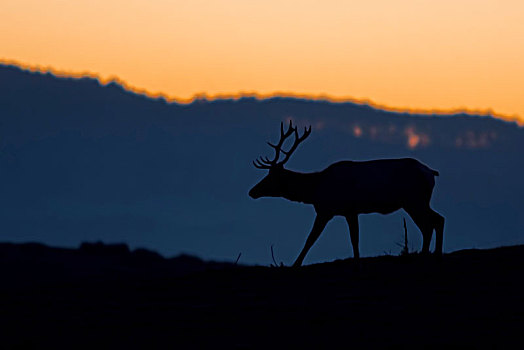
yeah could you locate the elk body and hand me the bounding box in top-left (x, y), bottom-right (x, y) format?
top-left (249, 121), bottom-right (444, 267)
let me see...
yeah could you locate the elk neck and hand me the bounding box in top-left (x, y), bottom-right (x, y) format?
top-left (280, 169), bottom-right (321, 204)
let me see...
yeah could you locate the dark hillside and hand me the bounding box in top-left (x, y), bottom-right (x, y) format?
top-left (1, 64), bottom-right (523, 264)
top-left (1, 242), bottom-right (523, 348)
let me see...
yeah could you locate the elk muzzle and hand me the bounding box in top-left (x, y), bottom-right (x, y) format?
top-left (248, 185), bottom-right (262, 199)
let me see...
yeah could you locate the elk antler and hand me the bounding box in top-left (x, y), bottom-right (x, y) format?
top-left (253, 120), bottom-right (312, 169)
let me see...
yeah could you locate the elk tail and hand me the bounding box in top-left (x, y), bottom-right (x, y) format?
top-left (420, 164), bottom-right (439, 188)
top-left (420, 163), bottom-right (439, 177)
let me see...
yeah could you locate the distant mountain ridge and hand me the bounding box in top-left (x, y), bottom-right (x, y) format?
top-left (1, 64), bottom-right (523, 264)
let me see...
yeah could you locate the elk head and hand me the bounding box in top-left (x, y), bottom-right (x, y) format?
top-left (249, 121), bottom-right (312, 199)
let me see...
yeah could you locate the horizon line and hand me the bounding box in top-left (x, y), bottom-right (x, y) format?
top-left (2, 58), bottom-right (522, 126)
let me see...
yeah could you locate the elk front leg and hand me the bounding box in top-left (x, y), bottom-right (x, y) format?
top-left (292, 214), bottom-right (332, 267)
top-left (345, 214), bottom-right (360, 259)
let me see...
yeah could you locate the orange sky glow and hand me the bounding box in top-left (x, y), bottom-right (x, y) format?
top-left (2, 0), bottom-right (524, 124)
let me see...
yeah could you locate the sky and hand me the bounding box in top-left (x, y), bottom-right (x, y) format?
top-left (2, 0), bottom-right (524, 124)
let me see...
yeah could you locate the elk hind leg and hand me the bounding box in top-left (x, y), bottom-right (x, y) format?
top-left (431, 210), bottom-right (445, 255)
top-left (345, 214), bottom-right (360, 259)
top-left (405, 208), bottom-right (434, 255)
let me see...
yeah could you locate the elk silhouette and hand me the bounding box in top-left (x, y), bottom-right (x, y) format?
top-left (249, 121), bottom-right (444, 267)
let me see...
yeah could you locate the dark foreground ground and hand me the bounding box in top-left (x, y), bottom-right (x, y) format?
top-left (1, 242), bottom-right (523, 349)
